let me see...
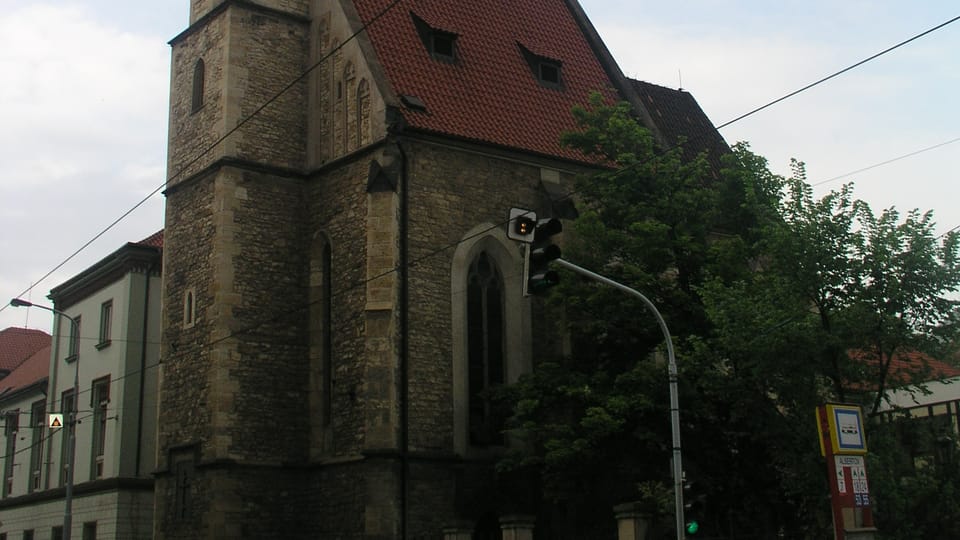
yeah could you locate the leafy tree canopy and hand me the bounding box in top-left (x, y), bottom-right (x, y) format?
top-left (496, 93), bottom-right (960, 539)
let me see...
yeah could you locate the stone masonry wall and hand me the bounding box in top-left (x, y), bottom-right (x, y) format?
top-left (306, 157), bottom-right (374, 457)
top-left (168, 16), bottom-right (227, 183)
top-left (403, 140), bottom-right (549, 453)
top-left (191, 0), bottom-right (310, 25)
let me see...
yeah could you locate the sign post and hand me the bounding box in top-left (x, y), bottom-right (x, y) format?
top-left (816, 404), bottom-right (877, 540)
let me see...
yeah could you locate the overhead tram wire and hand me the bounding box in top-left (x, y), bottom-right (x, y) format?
top-left (1, 0), bottom-right (407, 317)
top-left (811, 136), bottom-right (960, 188)
top-left (7, 8), bottom-right (955, 317)
top-left (715, 14), bottom-right (960, 130)
top-left (8, 9), bottom-right (959, 351)
top-left (74, 10), bottom-right (960, 363)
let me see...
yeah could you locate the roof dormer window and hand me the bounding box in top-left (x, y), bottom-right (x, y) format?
top-left (518, 43), bottom-right (563, 89)
top-left (411, 11), bottom-right (458, 63)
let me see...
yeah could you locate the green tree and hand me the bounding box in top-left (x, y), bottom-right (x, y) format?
top-left (498, 94), bottom-right (960, 539)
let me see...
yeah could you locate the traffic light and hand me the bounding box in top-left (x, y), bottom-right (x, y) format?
top-left (683, 480), bottom-right (705, 536)
top-left (507, 207), bottom-right (537, 243)
top-left (524, 218), bottom-right (562, 296)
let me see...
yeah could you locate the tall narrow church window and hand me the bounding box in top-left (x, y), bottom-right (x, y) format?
top-left (191, 59), bottom-right (205, 113)
top-left (183, 288), bottom-right (196, 328)
top-left (309, 234), bottom-right (335, 455)
top-left (321, 242), bottom-right (333, 427)
top-left (356, 78), bottom-right (370, 148)
top-left (467, 252), bottom-right (505, 446)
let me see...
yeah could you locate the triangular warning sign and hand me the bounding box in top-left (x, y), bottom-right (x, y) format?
top-left (51, 417), bottom-right (62, 427)
top-left (48, 413), bottom-right (64, 428)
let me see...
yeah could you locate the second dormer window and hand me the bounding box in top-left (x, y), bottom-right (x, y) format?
top-left (431, 32), bottom-right (456, 60)
top-left (411, 11), bottom-right (458, 62)
top-left (518, 42), bottom-right (563, 89)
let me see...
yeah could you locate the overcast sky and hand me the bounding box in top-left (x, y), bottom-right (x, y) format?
top-left (1, 0), bottom-right (957, 331)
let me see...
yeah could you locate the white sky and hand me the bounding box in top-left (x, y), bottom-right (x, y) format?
top-left (1, 0), bottom-right (957, 331)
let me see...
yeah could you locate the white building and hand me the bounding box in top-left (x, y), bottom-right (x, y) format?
top-left (0, 232), bottom-right (162, 540)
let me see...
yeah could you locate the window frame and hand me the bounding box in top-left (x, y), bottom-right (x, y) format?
top-left (29, 400), bottom-right (45, 493)
top-left (66, 315), bottom-right (81, 363)
top-left (3, 411), bottom-right (19, 497)
top-left (450, 226), bottom-right (532, 457)
top-left (183, 288), bottom-right (196, 328)
top-left (59, 389), bottom-right (75, 486)
top-left (96, 299), bottom-right (112, 349)
top-left (191, 58), bottom-right (205, 113)
top-left (90, 376), bottom-right (111, 479)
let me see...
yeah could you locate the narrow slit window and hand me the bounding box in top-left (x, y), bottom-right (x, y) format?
top-left (191, 59), bottom-right (205, 113)
top-left (183, 288), bottom-right (196, 328)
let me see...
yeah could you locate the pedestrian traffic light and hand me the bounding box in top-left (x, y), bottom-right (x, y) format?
top-left (507, 207), bottom-right (537, 243)
top-left (524, 218), bottom-right (562, 296)
top-left (683, 481), bottom-right (705, 536)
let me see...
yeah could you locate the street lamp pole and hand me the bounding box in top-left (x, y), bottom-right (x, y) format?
top-left (552, 260), bottom-right (686, 540)
top-left (10, 298), bottom-right (80, 540)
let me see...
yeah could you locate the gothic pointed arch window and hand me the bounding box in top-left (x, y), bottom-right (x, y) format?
top-left (356, 78), bottom-right (370, 147)
top-left (191, 58), bottom-right (205, 113)
top-left (452, 227), bottom-right (531, 456)
top-left (467, 252), bottom-right (505, 446)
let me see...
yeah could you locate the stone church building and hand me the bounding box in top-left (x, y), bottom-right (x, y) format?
top-left (157, 0), bottom-right (725, 538)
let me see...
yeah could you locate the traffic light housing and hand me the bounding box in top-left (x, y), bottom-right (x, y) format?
top-left (524, 218), bottom-right (562, 296)
top-left (683, 480), bottom-right (705, 536)
top-left (507, 208), bottom-right (537, 243)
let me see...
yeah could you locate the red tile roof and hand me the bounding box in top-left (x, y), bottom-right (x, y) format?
top-left (353, 0), bottom-right (621, 162)
top-left (0, 327), bottom-right (51, 374)
top-left (850, 349), bottom-right (960, 387)
top-left (138, 229), bottom-right (164, 248)
top-left (0, 344), bottom-right (49, 396)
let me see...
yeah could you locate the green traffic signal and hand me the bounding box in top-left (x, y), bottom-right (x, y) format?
top-left (685, 520), bottom-right (700, 535)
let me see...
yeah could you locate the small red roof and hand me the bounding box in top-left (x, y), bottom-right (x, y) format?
top-left (851, 349), bottom-right (960, 387)
top-left (137, 229), bottom-right (164, 248)
top-left (0, 327), bottom-right (51, 374)
top-left (353, 0), bottom-right (620, 162)
top-left (0, 344), bottom-right (49, 396)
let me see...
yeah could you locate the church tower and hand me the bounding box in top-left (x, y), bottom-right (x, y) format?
top-left (157, 0), bottom-right (652, 537)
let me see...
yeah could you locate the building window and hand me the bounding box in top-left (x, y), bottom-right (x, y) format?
top-left (90, 377), bottom-right (110, 479)
top-left (22, 531), bottom-right (33, 540)
top-left (321, 242), bottom-right (333, 427)
top-left (411, 12), bottom-right (458, 62)
top-left (174, 460), bottom-right (194, 521)
top-left (191, 58), bottom-right (205, 113)
top-left (81, 522), bottom-right (96, 540)
top-left (51, 527), bottom-right (63, 540)
top-left (451, 228), bottom-right (531, 456)
top-left (518, 42), bottom-right (563, 89)
top-left (97, 300), bottom-right (112, 349)
top-left (60, 389), bottom-right (75, 486)
top-left (467, 252), bottom-right (506, 446)
top-left (29, 400), bottom-right (45, 492)
top-left (67, 315), bottom-right (81, 362)
top-left (539, 61), bottom-right (561, 85)
top-left (356, 78), bottom-right (370, 148)
top-left (183, 289), bottom-right (196, 328)
top-left (3, 411), bottom-right (18, 497)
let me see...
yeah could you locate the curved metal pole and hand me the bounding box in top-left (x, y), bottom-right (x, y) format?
top-left (553, 260), bottom-right (686, 539)
top-left (11, 299), bottom-right (79, 540)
